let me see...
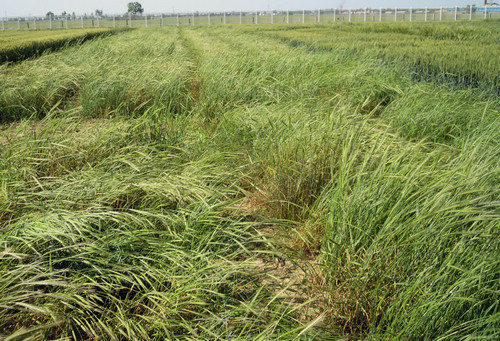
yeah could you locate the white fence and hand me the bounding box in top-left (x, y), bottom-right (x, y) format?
top-left (2, 7), bottom-right (500, 30)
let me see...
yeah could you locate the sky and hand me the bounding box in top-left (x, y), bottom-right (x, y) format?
top-left (0, 1), bottom-right (488, 18)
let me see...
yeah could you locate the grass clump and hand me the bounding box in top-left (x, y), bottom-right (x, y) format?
top-left (310, 131), bottom-right (499, 337)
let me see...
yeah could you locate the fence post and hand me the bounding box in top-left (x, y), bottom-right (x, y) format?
top-left (176, 14), bottom-right (179, 26)
top-left (333, 8), bottom-right (336, 22)
top-left (113, 16), bottom-right (116, 28)
top-left (302, 9), bottom-right (305, 23)
top-left (484, 6), bottom-right (487, 19)
top-left (97, 16), bottom-right (100, 27)
top-left (287, 9), bottom-right (289, 24)
top-left (469, 6), bottom-right (473, 20)
top-left (271, 12), bottom-right (274, 24)
top-left (192, 13), bottom-right (195, 26)
top-left (364, 8), bottom-right (367, 22)
top-left (2, 20), bottom-right (4, 31)
top-left (208, 13), bottom-right (211, 25)
top-left (318, 9), bottom-right (320, 23)
top-left (255, 12), bottom-right (258, 24)
top-left (34, 18), bottom-right (36, 30)
top-left (409, 7), bottom-right (412, 21)
top-left (349, 8), bottom-right (352, 22)
top-left (49, 16), bottom-right (52, 29)
top-left (394, 8), bottom-right (397, 21)
top-left (81, 16), bottom-right (84, 28)
top-left (145, 15), bottom-right (148, 27)
top-left (455, 7), bottom-right (458, 20)
top-left (18, 18), bottom-right (20, 30)
top-left (224, 12), bottom-right (226, 24)
top-left (240, 11), bottom-right (242, 24)
top-left (65, 16), bottom-right (68, 29)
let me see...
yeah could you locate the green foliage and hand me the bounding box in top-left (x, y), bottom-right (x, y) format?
top-left (180, 25), bottom-right (499, 339)
top-left (0, 28), bottom-right (187, 122)
top-left (127, 2), bottom-right (144, 15)
top-left (0, 28), bottom-right (125, 64)
top-left (0, 22), bottom-right (498, 340)
top-left (0, 113), bottom-right (317, 339)
top-left (256, 21), bottom-right (500, 90)
top-left (383, 85), bottom-right (499, 145)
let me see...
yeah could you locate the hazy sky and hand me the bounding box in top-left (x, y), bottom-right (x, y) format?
top-left (0, 1), bottom-right (486, 17)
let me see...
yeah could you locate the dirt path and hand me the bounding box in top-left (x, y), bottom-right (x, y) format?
top-left (236, 195), bottom-right (328, 330)
top-left (177, 27), bottom-right (202, 107)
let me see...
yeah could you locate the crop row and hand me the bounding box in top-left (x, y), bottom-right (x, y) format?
top-left (0, 28), bottom-right (129, 64)
top-left (254, 21), bottom-right (500, 90)
top-left (0, 28), bottom-right (192, 122)
top-left (0, 25), bottom-right (498, 339)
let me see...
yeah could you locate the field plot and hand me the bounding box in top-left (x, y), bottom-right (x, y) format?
top-left (258, 21), bottom-right (500, 90)
top-left (0, 23), bottom-right (499, 340)
top-left (0, 28), bottom-right (119, 64)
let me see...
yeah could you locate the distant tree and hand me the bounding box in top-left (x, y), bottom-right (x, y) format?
top-left (46, 11), bottom-right (54, 19)
top-left (72, 12), bottom-right (76, 20)
top-left (61, 11), bottom-right (67, 17)
top-left (95, 9), bottom-right (103, 17)
top-left (127, 2), bottom-right (144, 15)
